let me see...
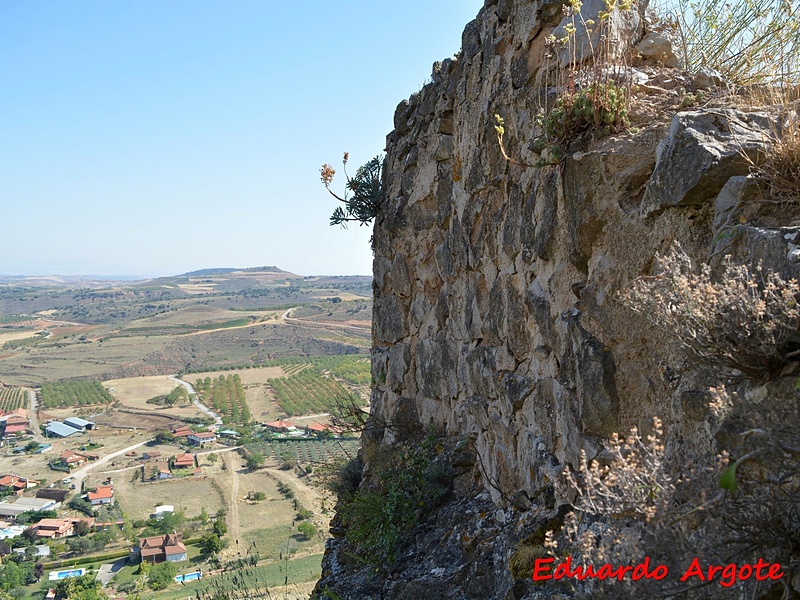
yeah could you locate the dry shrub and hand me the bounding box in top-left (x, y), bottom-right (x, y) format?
top-left (565, 418), bottom-right (672, 521)
top-left (544, 419), bottom-right (677, 598)
top-left (546, 405), bottom-right (800, 599)
top-left (620, 244), bottom-right (800, 380)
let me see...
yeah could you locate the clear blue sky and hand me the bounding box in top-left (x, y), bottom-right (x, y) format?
top-left (0, 0), bottom-right (483, 278)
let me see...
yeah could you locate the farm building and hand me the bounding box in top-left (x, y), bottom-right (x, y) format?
top-left (172, 426), bottom-right (192, 438)
top-left (14, 497), bottom-right (58, 511)
top-left (141, 451), bottom-right (161, 460)
top-left (0, 497), bottom-right (57, 520)
top-left (64, 417), bottom-right (94, 431)
top-left (13, 545), bottom-right (50, 558)
top-left (45, 421), bottom-right (80, 438)
top-left (152, 505), bottom-right (174, 519)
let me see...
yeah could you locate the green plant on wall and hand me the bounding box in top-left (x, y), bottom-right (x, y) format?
top-left (321, 153), bottom-right (384, 227)
top-left (494, 0), bottom-right (634, 167)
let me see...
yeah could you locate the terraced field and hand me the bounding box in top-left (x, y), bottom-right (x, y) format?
top-left (0, 387), bottom-right (26, 412)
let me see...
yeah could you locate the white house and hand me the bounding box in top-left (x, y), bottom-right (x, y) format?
top-left (187, 431), bottom-right (216, 446)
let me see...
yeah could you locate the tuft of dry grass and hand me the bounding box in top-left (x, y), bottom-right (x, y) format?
top-left (752, 108), bottom-right (800, 203)
top-left (653, 0), bottom-right (800, 87)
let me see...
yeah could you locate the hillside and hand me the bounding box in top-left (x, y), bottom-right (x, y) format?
top-left (0, 267), bottom-right (371, 386)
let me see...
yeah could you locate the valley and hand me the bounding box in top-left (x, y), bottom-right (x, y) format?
top-left (0, 267), bottom-right (370, 599)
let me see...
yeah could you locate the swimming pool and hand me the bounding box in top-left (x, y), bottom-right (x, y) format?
top-left (175, 571), bottom-right (202, 583)
top-left (49, 568), bottom-right (86, 581)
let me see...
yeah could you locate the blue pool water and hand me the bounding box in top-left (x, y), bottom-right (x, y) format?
top-left (175, 571), bottom-right (202, 583)
top-left (49, 568), bottom-right (85, 581)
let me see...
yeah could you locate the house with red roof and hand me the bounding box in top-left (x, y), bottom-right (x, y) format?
top-left (1, 409), bottom-right (29, 439)
top-left (263, 420), bottom-right (296, 433)
top-left (172, 426), bottom-right (192, 438)
top-left (86, 485), bottom-right (114, 506)
top-left (0, 474), bottom-right (37, 494)
top-left (31, 517), bottom-right (94, 540)
top-left (136, 533), bottom-right (188, 562)
top-left (147, 461), bottom-right (172, 480)
top-left (172, 453), bottom-right (195, 469)
top-left (59, 450), bottom-right (95, 468)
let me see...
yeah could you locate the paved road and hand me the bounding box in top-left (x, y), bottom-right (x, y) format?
top-left (27, 389), bottom-right (44, 442)
top-left (95, 559), bottom-right (125, 587)
top-left (169, 376), bottom-right (223, 428)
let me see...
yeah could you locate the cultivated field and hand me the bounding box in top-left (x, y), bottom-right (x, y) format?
top-left (103, 375), bottom-right (206, 420)
top-left (184, 367), bottom-right (288, 423)
top-left (0, 386), bottom-right (27, 412)
top-left (188, 366), bottom-right (287, 385)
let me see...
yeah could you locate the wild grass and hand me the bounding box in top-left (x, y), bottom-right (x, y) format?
top-left (751, 108), bottom-right (800, 203)
top-left (653, 0), bottom-right (799, 87)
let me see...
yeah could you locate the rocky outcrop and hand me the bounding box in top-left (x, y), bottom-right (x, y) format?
top-left (315, 1), bottom-right (799, 598)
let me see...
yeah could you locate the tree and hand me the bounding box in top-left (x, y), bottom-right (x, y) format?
top-left (153, 431), bottom-right (174, 445)
top-left (297, 522), bottom-right (317, 541)
top-left (200, 533), bottom-right (222, 557)
top-left (0, 562), bottom-right (25, 593)
top-left (245, 451), bottom-right (264, 471)
top-left (207, 452), bottom-right (218, 465)
top-left (74, 519), bottom-right (91, 536)
top-left (55, 573), bottom-right (105, 599)
top-left (24, 440), bottom-right (40, 452)
top-left (147, 561), bottom-right (177, 591)
top-left (212, 519), bottom-right (227, 537)
top-left (199, 506), bottom-right (209, 525)
top-left (158, 511), bottom-right (185, 534)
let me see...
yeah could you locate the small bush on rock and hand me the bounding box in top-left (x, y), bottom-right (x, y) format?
top-left (621, 244), bottom-right (800, 380)
top-left (338, 434), bottom-right (454, 564)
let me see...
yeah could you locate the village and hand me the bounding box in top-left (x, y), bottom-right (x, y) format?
top-left (0, 381), bottom-right (356, 599)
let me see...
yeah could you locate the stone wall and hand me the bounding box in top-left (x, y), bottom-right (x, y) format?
top-left (315, 0), bottom-right (799, 597)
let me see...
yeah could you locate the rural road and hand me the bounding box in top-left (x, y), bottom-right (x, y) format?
top-left (27, 389), bottom-right (44, 442)
top-left (223, 451), bottom-right (241, 551)
top-left (71, 439), bottom-right (150, 489)
top-left (169, 376), bottom-right (223, 428)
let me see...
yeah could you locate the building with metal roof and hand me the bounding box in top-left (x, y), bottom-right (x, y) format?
top-left (64, 417), bottom-right (94, 431)
top-left (45, 422), bottom-right (80, 438)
